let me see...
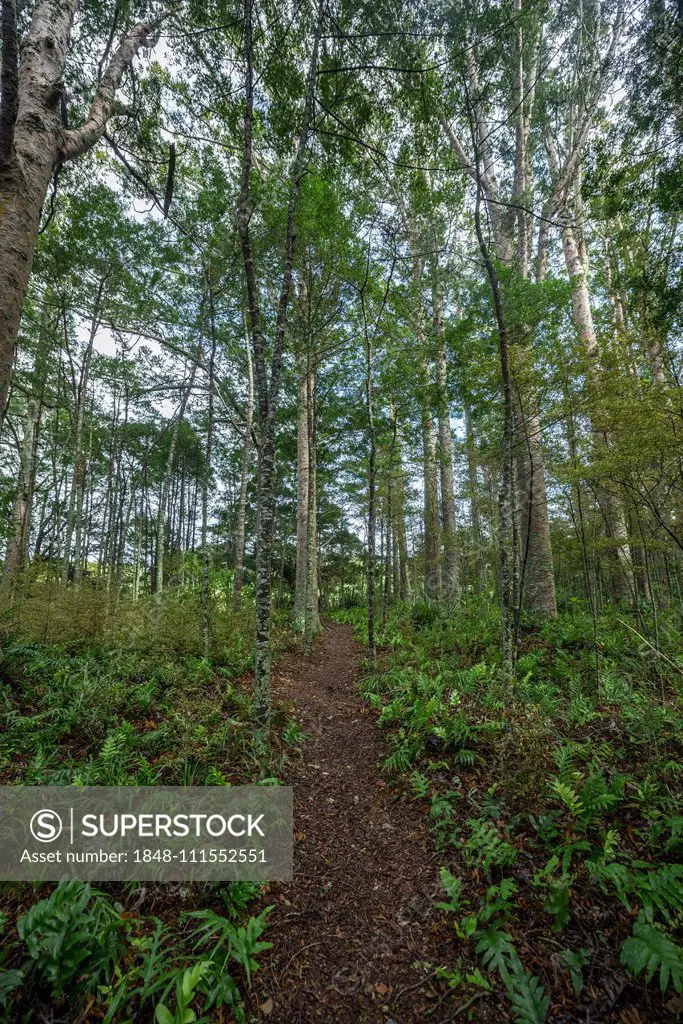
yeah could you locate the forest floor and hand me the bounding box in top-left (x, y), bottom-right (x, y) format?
top-left (250, 621), bottom-right (465, 1023)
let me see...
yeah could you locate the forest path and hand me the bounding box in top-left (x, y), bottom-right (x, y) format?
top-left (251, 621), bottom-right (458, 1023)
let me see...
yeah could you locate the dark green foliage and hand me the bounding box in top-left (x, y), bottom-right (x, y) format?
top-left (364, 600), bottom-right (683, 1013)
top-left (18, 882), bottom-right (124, 1001)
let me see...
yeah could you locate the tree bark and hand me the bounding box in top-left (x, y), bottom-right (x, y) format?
top-left (155, 357), bottom-right (199, 600)
top-left (233, 324), bottom-right (253, 610)
top-left (294, 341), bottom-right (321, 637)
top-left (434, 280), bottom-right (459, 600)
top-left (363, 292), bottom-right (377, 666)
top-left (62, 287), bottom-right (102, 582)
top-left (3, 395), bottom-right (39, 582)
top-left (303, 355), bottom-right (321, 652)
top-left (561, 220), bottom-right (634, 604)
top-left (294, 349), bottom-right (310, 628)
top-left (201, 287), bottom-right (217, 657)
top-left (0, 0), bottom-right (165, 427)
top-left (237, 0), bottom-right (322, 734)
top-left (465, 407), bottom-right (484, 591)
top-left (440, 8), bottom-right (558, 622)
top-left (390, 405), bottom-right (411, 601)
top-left (422, 406), bottom-right (442, 601)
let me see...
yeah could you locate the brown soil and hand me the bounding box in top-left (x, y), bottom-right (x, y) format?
top-left (250, 621), bottom-right (465, 1023)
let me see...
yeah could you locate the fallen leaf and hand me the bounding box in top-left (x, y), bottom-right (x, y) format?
top-left (374, 982), bottom-right (391, 994)
top-left (260, 997), bottom-right (274, 1016)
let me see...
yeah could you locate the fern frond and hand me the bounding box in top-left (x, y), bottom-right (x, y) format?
top-left (620, 916), bottom-right (683, 993)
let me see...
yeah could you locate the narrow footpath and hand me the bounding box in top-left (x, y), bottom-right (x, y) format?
top-left (251, 622), bottom-right (464, 1023)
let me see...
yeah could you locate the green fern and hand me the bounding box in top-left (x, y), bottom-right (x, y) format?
top-left (503, 957), bottom-right (549, 1024)
top-left (553, 743), bottom-right (581, 784)
top-left (475, 926), bottom-right (515, 974)
top-left (634, 865), bottom-right (683, 927)
top-left (475, 928), bottom-right (548, 1023)
top-left (458, 748), bottom-right (478, 766)
top-left (437, 867), bottom-right (464, 914)
top-left (620, 914), bottom-right (683, 993)
top-left (549, 778), bottom-right (582, 815)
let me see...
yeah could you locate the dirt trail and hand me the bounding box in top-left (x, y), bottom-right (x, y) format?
top-left (251, 622), bottom-right (459, 1023)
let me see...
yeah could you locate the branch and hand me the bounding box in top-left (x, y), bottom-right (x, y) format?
top-left (549, 0), bottom-right (625, 212)
top-left (0, 0), bottom-right (19, 169)
top-left (163, 141), bottom-right (176, 216)
top-left (59, 9), bottom-right (170, 162)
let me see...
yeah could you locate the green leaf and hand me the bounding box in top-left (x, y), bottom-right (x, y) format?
top-left (437, 867), bottom-right (464, 913)
top-left (155, 1005), bottom-right (174, 1024)
top-left (504, 958), bottom-right (549, 1024)
top-left (620, 916), bottom-right (683, 993)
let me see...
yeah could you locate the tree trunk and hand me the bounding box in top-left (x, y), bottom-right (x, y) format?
top-left (62, 291), bottom-right (101, 582)
top-left (364, 302), bottom-right (377, 666)
top-left (237, 0), bottom-right (323, 734)
top-left (295, 340), bottom-right (321, 638)
top-left (3, 395), bottom-right (39, 582)
top-left (472, 146), bottom-right (519, 675)
top-left (561, 221), bottom-right (634, 604)
top-left (390, 411), bottom-right (411, 602)
top-left (0, 0), bottom-right (165, 427)
top-left (465, 407), bottom-right (484, 592)
top-left (422, 408), bottom-right (442, 601)
top-left (0, 0), bottom-right (77, 423)
top-left (515, 394), bottom-right (558, 618)
top-left (201, 292), bottom-right (217, 657)
top-left (294, 351), bottom-right (310, 628)
top-left (303, 357), bottom-right (321, 652)
top-left (233, 325), bottom-right (254, 610)
top-left (434, 286), bottom-right (459, 601)
top-left (155, 357), bottom-right (198, 600)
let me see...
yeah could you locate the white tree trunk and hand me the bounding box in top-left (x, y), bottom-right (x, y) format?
top-left (562, 222), bottom-right (634, 603)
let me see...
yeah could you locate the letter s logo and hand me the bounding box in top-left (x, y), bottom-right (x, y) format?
top-left (30, 809), bottom-right (63, 843)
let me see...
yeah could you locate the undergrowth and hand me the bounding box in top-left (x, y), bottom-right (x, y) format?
top-left (336, 599), bottom-right (683, 1022)
top-left (0, 582), bottom-right (303, 1021)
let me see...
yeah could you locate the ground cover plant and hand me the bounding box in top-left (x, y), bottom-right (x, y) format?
top-left (0, 584), bottom-right (301, 1021)
top-left (346, 599), bottom-right (683, 1021)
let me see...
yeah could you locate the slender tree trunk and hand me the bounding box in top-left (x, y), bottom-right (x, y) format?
top-left (441, 11), bottom-right (557, 623)
top-left (234, 324), bottom-right (254, 609)
top-left (201, 292), bottom-right (217, 657)
top-left (297, 338), bottom-right (321, 639)
top-left (465, 407), bottom-right (484, 592)
top-left (75, 408), bottom-right (95, 583)
top-left (303, 357), bottom-right (320, 652)
top-left (62, 291), bottom-right (101, 582)
top-left (132, 487), bottom-right (143, 602)
top-left (561, 220), bottom-right (634, 604)
top-left (389, 405), bottom-right (411, 601)
top-left (237, 0), bottom-right (323, 733)
top-left (3, 396), bottom-right (40, 582)
top-left (422, 409), bottom-right (442, 601)
top-left (434, 282), bottom-right (459, 600)
top-left (471, 137), bottom-right (519, 674)
top-left (294, 350), bottom-right (310, 628)
top-left (364, 301), bottom-right (377, 667)
top-left (410, 252), bottom-right (442, 602)
top-left (514, 393), bottom-right (558, 618)
top-left (155, 358), bottom-right (198, 600)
